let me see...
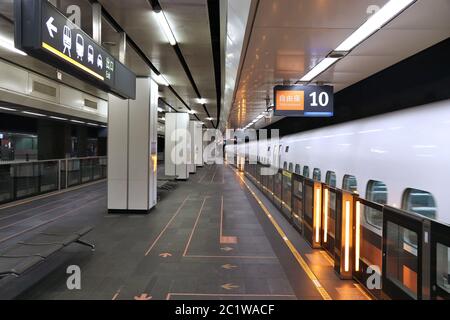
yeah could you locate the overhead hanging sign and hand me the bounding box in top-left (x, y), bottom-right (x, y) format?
top-left (14, 0), bottom-right (136, 99)
top-left (273, 85), bottom-right (334, 117)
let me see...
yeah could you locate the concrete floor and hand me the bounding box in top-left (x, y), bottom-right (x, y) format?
top-left (0, 164), bottom-right (369, 300)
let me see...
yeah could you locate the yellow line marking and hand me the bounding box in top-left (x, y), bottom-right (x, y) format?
top-left (354, 283), bottom-right (373, 300)
top-left (42, 42), bottom-right (105, 81)
top-left (232, 167), bottom-right (332, 300)
top-left (166, 293), bottom-right (296, 300)
top-left (320, 250), bottom-right (335, 266)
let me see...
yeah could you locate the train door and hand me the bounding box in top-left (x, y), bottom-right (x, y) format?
top-left (430, 221), bottom-right (450, 300)
top-left (382, 207), bottom-right (424, 300)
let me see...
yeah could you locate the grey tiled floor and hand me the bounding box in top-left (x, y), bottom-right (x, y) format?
top-left (0, 164), bottom-right (368, 300)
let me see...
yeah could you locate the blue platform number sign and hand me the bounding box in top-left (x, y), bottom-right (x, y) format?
top-left (274, 85), bottom-right (334, 117)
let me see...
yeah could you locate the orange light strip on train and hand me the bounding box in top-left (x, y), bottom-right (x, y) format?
top-left (42, 42), bottom-right (104, 81)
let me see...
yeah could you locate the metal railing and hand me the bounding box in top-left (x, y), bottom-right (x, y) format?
top-left (0, 156), bottom-right (107, 205)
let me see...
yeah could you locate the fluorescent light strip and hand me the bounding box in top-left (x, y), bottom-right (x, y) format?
top-left (50, 116), bottom-right (68, 121)
top-left (70, 120), bottom-right (85, 124)
top-left (300, 57), bottom-right (339, 82)
top-left (0, 106), bottom-right (17, 112)
top-left (22, 111), bottom-right (46, 117)
top-left (153, 11), bottom-right (177, 46)
top-left (0, 36), bottom-right (27, 56)
top-left (87, 123), bottom-right (99, 126)
top-left (197, 98), bottom-right (207, 104)
top-left (315, 187), bottom-right (322, 243)
top-left (154, 74), bottom-right (169, 86)
top-left (335, 0), bottom-right (416, 51)
top-left (355, 201), bottom-right (361, 272)
top-left (323, 189), bottom-right (329, 243)
top-left (344, 200), bottom-right (351, 272)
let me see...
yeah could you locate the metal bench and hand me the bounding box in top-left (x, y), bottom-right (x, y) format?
top-left (0, 226), bottom-right (94, 278)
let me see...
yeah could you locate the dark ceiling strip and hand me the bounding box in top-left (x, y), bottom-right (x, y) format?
top-left (0, 13), bottom-right (14, 24)
top-left (160, 97), bottom-right (201, 122)
top-left (148, 0), bottom-right (215, 128)
top-left (207, 0), bottom-right (222, 129)
top-left (159, 98), bottom-right (178, 113)
top-left (89, 1), bottom-right (204, 125)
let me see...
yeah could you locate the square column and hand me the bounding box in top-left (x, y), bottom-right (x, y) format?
top-left (165, 113), bottom-right (190, 180)
top-left (107, 78), bottom-right (158, 214)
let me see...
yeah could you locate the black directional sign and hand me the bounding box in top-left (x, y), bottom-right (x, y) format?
top-left (15, 0), bottom-right (135, 99)
top-left (273, 85), bottom-right (334, 117)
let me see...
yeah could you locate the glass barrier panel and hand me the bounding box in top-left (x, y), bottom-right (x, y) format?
top-left (292, 177), bottom-right (304, 232)
top-left (0, 165), bottom-right (13, 203)
top-left (92, 158), bottom-right (101, 180)
top-left (323, 188), bottom-right (337, 257)
top-left (81, 159), bottom-right (93, 183)
top-left (386, 221), bottom-right (419, 299)
top-left (435, 243), bottom-right (450, 299)
top-left (14, 163), bottom-right (39, 199)
top-left (39, 161), bottom-right (58, 192)
top-left (273, 171), bottom-right (282, 208)
top-left (67, 159), bottom-right (81, 187)
top-left (281, 171), bottom-right (292, 219)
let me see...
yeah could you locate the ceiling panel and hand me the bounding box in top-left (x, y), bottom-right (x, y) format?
top-left (228, 0), bottom-right (450, 129)
top-left (98, 0), bottom-right (217, 126)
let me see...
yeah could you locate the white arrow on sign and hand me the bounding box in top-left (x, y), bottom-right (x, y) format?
top-left (46, 17), bottom-right (58, 38)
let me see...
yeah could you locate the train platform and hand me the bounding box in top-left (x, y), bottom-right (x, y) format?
top-left (0, 164), bottom-right (370, 300)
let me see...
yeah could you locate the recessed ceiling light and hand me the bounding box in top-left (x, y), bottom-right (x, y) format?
top-left (70, 119), bottom-right (85, 124)
top-left (22, 111), bottom-right (46, 117)
top-left (188, 110), bottom-right (197, 114)
top-left (300, 57), bottom-right (339, 82)
top-left (154, 74), bottom-right (169, 86)
top-left (153, 11), bottom-right (177, 46)
top-left (335, 0), bottom-right (416, 51)
top-left (0, 106), bottom-right (17, 112)
top-left (197, 98), bottom-right (207, 104)
top-left (50, 116), bottom-right (68, 121)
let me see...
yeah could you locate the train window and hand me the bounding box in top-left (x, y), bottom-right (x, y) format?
top-left (325, 171), bottom-right (336, 188)
top-left (303, 166), bottom-right (310, 178)
top-left (365, 181), bottom-right (388, 229)
top-left (288, 163), bottom-right (293, 172)
top-left (285, 146), bottom-right (289, 153)
top-left (283, 162), bottom-right (287, 170)
top-left (313, 168), bottom-right (321, 182)
top-left (295, 164), bottom-right (301, 175)
top-left (343, 175), bottom-right (358, 193)
top-left (402, 188), bottom-right (437, 219)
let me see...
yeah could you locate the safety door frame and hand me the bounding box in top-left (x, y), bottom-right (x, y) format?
top-left (291, 173), bottom-right (305, 235)
top-left (430, 220), bottom-right (450, 300)
top-left (321, 185), bottom-right (338, 262)
top-left (334, 191), bottom-right (356, 279)
top-left (281, 170), bottom-right (293, 222)
top-left (382, 206), bottom-right (425, 300)
top-left (301, 178), bottom-right (322, 249)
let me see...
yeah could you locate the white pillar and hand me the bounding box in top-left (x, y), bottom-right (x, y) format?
top-left (107, 78), bottom-right (158, 213)
top-left (165, 113), bottom-right (190, 180)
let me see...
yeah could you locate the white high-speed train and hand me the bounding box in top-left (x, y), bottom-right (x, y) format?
top-left (229, 98), bottom-right (450, 227)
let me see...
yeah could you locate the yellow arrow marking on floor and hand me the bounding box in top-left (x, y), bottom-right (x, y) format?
top-left (159, 252), bottom-right (172, 258)
top-left (221, 283), bottom-right (240, 290)
top-left (221, 264), bottom-right (238, 270)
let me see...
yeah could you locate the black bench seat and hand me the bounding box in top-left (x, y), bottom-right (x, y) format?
top-left (0, 256), bottom-right (44, 277)
top-left (0, 226), bottom-right (94, 279)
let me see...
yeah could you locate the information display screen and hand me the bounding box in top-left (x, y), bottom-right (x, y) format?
top-left (273, 85), bottom-right (334, 117)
